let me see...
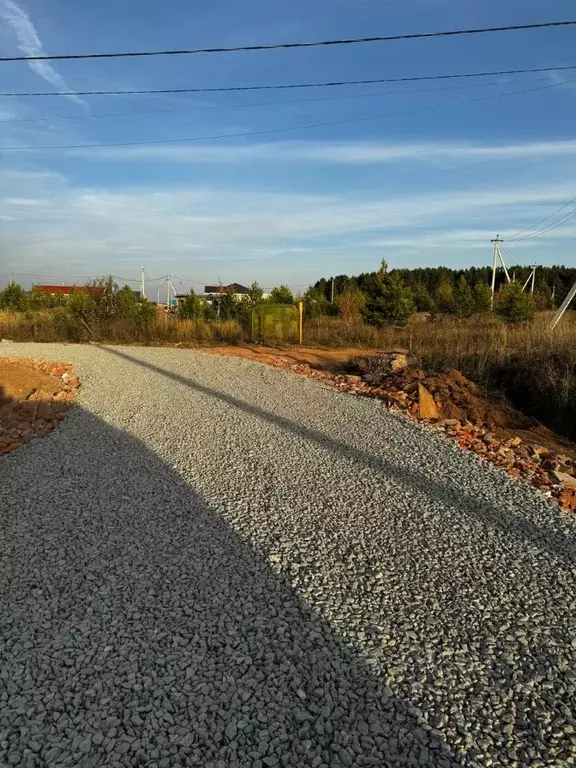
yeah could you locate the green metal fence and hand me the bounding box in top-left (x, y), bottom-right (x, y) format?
top-left (251, 304), bottom-right (299, 342)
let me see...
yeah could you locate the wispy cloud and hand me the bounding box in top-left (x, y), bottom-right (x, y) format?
top-left (1, 169), bottom-right (575, 285)
top-left (0, 0), bottom-right (84, 106)
top-left (88, 139), bottom-right (576, 165)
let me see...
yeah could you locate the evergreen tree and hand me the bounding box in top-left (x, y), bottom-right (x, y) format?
top-left (0, 282), bottom-right (27, 311)
top-left (245, 281), bottom-right (265, 308)
top-left (363, 271), bottom-right (415, 327)
top-left (453, 276), bottom-right (474, 317)
top-left (269, 285), bottom-right (295, 304)
top-left (472, 281), bottom-right (492, 314)
top-left (178, 288), bottom-right (203, 319)
top-left (495, 282), bottom-right (535, 323)
top-left (303, 288), bottom-right (330, 319)
top-left (412, 283), bottom-right (435, 313)
top-left (434, 281), bottom-right (455, 314)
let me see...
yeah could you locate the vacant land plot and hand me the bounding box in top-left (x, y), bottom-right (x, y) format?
top-left (1, 343), bottom-right (575, 767)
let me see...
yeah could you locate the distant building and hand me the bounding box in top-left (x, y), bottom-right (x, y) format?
top-left (33, 285), bottom-right (141, 300)
top-left (34, 285), bottom-right (90, 297)
top-left (203, 283), bottom-right (249, 302)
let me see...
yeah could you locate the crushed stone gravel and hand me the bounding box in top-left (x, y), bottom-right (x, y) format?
top-left (1, 342), bottom-right (576, 768)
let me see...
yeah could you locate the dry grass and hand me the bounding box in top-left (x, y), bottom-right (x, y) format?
top-left (0, 310), bottom-right (244, 346)
top-left (304, 313), bottom-right (576, 439)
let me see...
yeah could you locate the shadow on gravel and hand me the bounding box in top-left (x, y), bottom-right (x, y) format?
top-left (0, 406), bottom-right (463, 767)
top-left (102, 346), bottom-right (576, 568)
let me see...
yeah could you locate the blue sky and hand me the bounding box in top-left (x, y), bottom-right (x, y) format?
top-left (0, 0), bottom-right (575, 294)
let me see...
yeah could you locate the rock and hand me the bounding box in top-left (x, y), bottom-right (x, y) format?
top-left (225, 719), bottom-right (238, 740)
top-left (418, 384), bottom-right (439, 420)
top-left (552, 470), bottom-right (576, 488)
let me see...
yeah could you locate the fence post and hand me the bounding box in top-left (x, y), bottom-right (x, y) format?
top-left (298, 301), bottom-right (303, 346)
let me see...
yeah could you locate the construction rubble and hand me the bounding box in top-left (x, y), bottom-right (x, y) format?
top-left (0, 358), bottom-right (80, 456)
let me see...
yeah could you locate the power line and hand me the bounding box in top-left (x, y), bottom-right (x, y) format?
top-left (3, 63), bottom-right (576, 98)
top-left (0, 77), bottom-right (550, 125)
top-left (506, 195), bottom-right (576, 240)
top-left (1, 21), bottom-right (574, 63)
top-left (507, 207), bottom-right (576, 242)
top-left (1, 77), bottom-right (571, 152)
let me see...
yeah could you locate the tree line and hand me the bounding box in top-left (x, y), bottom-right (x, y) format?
top-left (303, 261), bottom-right (574, 325)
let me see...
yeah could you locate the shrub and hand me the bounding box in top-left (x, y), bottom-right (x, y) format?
top-left (495, 282), bottom-right (535, 324)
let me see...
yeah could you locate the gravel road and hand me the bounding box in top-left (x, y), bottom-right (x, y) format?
top-left (1, 343), bottom-right (576, 768)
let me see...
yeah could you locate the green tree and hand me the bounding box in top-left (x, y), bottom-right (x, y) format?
top-left (337, 287), bottom-right (365, 320)
top-left (0, 282), bottom-right (27, 311)
top-left (363, 272), bottom-right (415, 327)
top-left (178, 288), bottom-right (203, 319)
top-left (85, 276), bottom-right (118, 320)
top-left (28, 287), bottom-right (53, 310)
top-left (495, 282), bottom-right (535, 323)
top-left (115, 285), bottom-right (139, 318)
top-left (269, 285), bottom-right (294, 304)
top-left (434, 281), bottom-right (455, 314)
top-left (217, 290), bottom-right (238, 320)
top-left (245, 281), bottom-right (265, 309)
top-left (412, 283), bottom-right (435, 313)
top-left (473, 281), bottom-right (492, 314)
top-left (67, 289), bottom-right (97, 321)
top-left (453, 275), bottom-right (474, 318)
top-left (303, 288), bottom-right (330, 319)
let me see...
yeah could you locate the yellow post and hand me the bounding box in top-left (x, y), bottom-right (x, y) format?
top-left (298, 301), bottom-right (303, 346)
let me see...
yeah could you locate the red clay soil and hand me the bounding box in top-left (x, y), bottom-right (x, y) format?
top-left (0, 358), bottom-right (80, 456)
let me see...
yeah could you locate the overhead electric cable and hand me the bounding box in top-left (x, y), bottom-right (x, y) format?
top-left (506, 195), bottom-right (576, 240)
top-left (0, 78), bottom-right (549, 125)
top-left (1, 21), bottom-right (574, 62)
top-left (2, 64), bottom-right (576, 98)
top-left (0, 77), bottom-right (570, 152)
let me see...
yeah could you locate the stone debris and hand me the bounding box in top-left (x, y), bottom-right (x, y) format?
top-left (218, 351), bottom-right (576, 513)
top-left (0, 357), bottom-right (80, 456)
top-left (417, 383), bottom-right (439, 420)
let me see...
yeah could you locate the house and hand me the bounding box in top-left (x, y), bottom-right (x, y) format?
top-left (203, 283), bottom-right (249, 302)
top-left (34, 285), bottom-right (90, 298)
top-left (34, 285), bottom-right (141, 300)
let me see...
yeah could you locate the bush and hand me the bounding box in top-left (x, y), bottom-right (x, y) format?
top-left (495, 282), bottom-right (535, 324)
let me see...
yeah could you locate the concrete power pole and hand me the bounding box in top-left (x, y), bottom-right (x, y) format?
top-left (140, 266), bottom-right (146, 300)
top-left (490, 235), bottom-right (510, 309)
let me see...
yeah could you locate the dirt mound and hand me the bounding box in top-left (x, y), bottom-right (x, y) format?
top-left (372, 366), bottom-right (531, 431)
top-left (0, 358), bottom-right (80, 456)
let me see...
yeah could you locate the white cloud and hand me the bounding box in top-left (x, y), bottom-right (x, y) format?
top-left (87, 138), bottom-right (576, 165)
top-left (1, 168), bottom-right (576, 286)
top-left (0, 0), bottom-right (84, 106)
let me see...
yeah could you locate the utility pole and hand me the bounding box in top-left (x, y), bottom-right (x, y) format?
top-left (166, 275), bottom-right (171, 310)
top-left (490, 235), bottom-right (510, 309)
top-left (331, 277), bottom-right (335, 304)
top-left (140, 266), bottom-right (146, 300)
top-left (522, 266), bottom-right (537, 294)
top-left (550, 281), bottom-right (576, 330)
top-left (157, 285), bottom-right (160, 305)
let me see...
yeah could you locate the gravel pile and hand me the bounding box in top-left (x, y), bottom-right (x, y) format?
top-left (1, 343), bottom-right (576, 768)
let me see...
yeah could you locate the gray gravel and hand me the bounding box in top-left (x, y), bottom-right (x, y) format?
top-left (1, 343), bottom-right (576, 768)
